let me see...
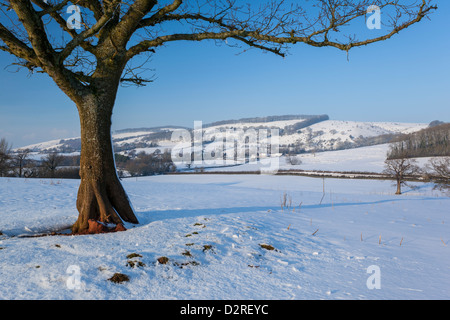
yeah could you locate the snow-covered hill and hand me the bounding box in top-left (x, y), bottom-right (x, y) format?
top-left (285, 120), bottom-right (427, 152)
top-left (18, 116), bottom-right (428, 159)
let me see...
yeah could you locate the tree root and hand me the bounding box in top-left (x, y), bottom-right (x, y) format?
top-left (73, 219), bottom-right (127, 235)
top-left (72, 176), bottom-right (138, 234)
top-left (16, 220), bottom-right (126, 237)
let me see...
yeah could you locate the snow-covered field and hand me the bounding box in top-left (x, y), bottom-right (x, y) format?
top-left (0, 174), bottom-right (449, 300)
top-left (201, 143), bottom-right (433, 174)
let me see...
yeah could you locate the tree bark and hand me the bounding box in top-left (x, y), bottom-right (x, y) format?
top-left (71, 93), bottom-right (139, 234)
top-left (396, 179), bottom-right (402, 195)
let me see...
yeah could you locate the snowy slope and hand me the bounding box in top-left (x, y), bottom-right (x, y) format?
top-left (279, 120), bottom-right (427, 151)
top-left (19, 139), bottom-right (65, 153)
top-left (16, 118), bottom-right (428, 157)
top-left (0, 175), bottom-right (449, 300)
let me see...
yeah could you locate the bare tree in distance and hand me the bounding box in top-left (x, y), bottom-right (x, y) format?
top-left (286, 153), bottom-right (302, 166)
top-left (383, 148), bottom-right (421, 195)
top-left (0, 0), bottom-right (437, 233)
top-left (428, 157), bottom-right (450, 180)
top-left (13, 148), bottom-right (31, 177)
top-left (427, 157), bottom-right (450, 191)
top-left (0, 138), bottom-right (12, 177)
top-left (41, 151), bottom-right (64, 178)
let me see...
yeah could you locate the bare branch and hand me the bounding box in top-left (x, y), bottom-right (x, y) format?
top-left (58, 7), bottom-right (118, 64)
top-left (34, 0), bottom-right (70, 17)
top-left (7, 0), bottom-right (90, 103)
top-left (120, 50), bottom-right (155, 87)
top-left (30, 0), bottom-right (97, 57)
top-left (75, 0), bottom-right (103, 21)
top-left (126, 0), bottom-right (437, 60)
top-left (0, 21), bottom-right (40, 67)
top-left (1, 0), bottom-right (438, 96)
top-left (9, 0), bottom-right (57, 66)
top-left (231, 35), bottom-right (285, 57)
top-left (111, 0), bottom-right (159, 48)
top-left (137, 0), bottom-right (184, 28)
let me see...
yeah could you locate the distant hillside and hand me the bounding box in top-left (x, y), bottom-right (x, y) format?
top-left (17, 115), bottom-right (428, 158)
top-left (202, 114), bottom-right (329, 128)
top-left (114, 125), bottom-right (189, 134)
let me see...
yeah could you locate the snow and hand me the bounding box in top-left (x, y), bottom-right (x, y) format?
top-left (208, 119), bottom-right (307, 130)
top-left (277, 120), bottom-right (428, 150)
top-left (0, 173), bottom-right (449, 300)
top-left (285, 144), bottom-right (392, 173)
top-left (111, 131), bottom-right (154, 140)
top-left (16, 120), bottom-right (428, 156)
top-left (198, 143), bottom-right (433, 174)
top-left (18, 139), bottom-right (64, 152)
top-left (309, 120), bottom-right (426, 136)
top-left (282, 144), bottom-right (433, 173)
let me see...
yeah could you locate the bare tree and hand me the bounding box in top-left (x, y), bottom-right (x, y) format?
top-left (0, 0), bottom-right (437, 233)
top-left (13, 148), bottom-right (30, 177)
top-left (41, 151), bottom-right (64, 178)
top-left (427, 157), bottom-right (450, 190)
top-left (286, 153), bottom-right (302, 166)
top-left (383, 151), bottom-right (421, 195)
top-left (0, 138), bottom-right (12, 177)
top-left (427, 157), bottom-right (450, 179)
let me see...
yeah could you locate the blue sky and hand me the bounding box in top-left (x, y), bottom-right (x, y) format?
top-left (1, 1), bottom-right (449, 148)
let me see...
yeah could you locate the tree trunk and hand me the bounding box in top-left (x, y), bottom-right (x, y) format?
top-left (395, 179), bottom-right (402, 195)
top-left (71, 94), bottom-right (139, 234)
